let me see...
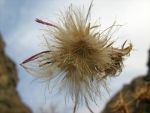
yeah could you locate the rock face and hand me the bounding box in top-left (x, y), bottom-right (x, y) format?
top-left (101, 50), bottom-right (150, 113)
top-left (0, 33), bottom-right (32, 113)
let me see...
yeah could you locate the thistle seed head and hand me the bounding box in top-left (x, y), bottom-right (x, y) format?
top-left (21, 2), bottom-right (132, 113)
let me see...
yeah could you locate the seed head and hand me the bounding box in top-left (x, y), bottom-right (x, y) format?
top-left (21, 2), bottom-right (132, 113)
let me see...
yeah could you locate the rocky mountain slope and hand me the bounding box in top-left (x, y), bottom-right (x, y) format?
top-left (0, 33), bottom-right (32, 113)
top-left (102, 50), bottom-right (150, 113)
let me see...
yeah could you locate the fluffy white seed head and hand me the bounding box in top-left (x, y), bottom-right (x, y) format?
top-left (21, 3), bottom-right (132, 113)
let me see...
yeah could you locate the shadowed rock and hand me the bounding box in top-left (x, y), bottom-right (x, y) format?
top-left (101, 49), bottom-right (150, 113)
top-left (0, 33), bottom-right (32, 113)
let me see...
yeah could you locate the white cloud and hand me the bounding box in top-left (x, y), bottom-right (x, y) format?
top-left (0, 0), bottom-right (5, 7)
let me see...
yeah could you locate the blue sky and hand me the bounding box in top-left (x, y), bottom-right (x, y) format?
top-left (0, 0), bottom-right (150, 113)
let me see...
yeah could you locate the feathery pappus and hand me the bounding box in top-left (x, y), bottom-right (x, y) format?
top-left (21, 1), bottom-right (132, 113)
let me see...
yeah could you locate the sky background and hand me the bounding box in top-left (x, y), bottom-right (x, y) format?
top-left (0, 0), bottom-right (150, 113)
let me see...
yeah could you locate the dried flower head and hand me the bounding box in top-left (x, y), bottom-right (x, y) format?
top-left (21, 1), bottom-right (132, 113)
